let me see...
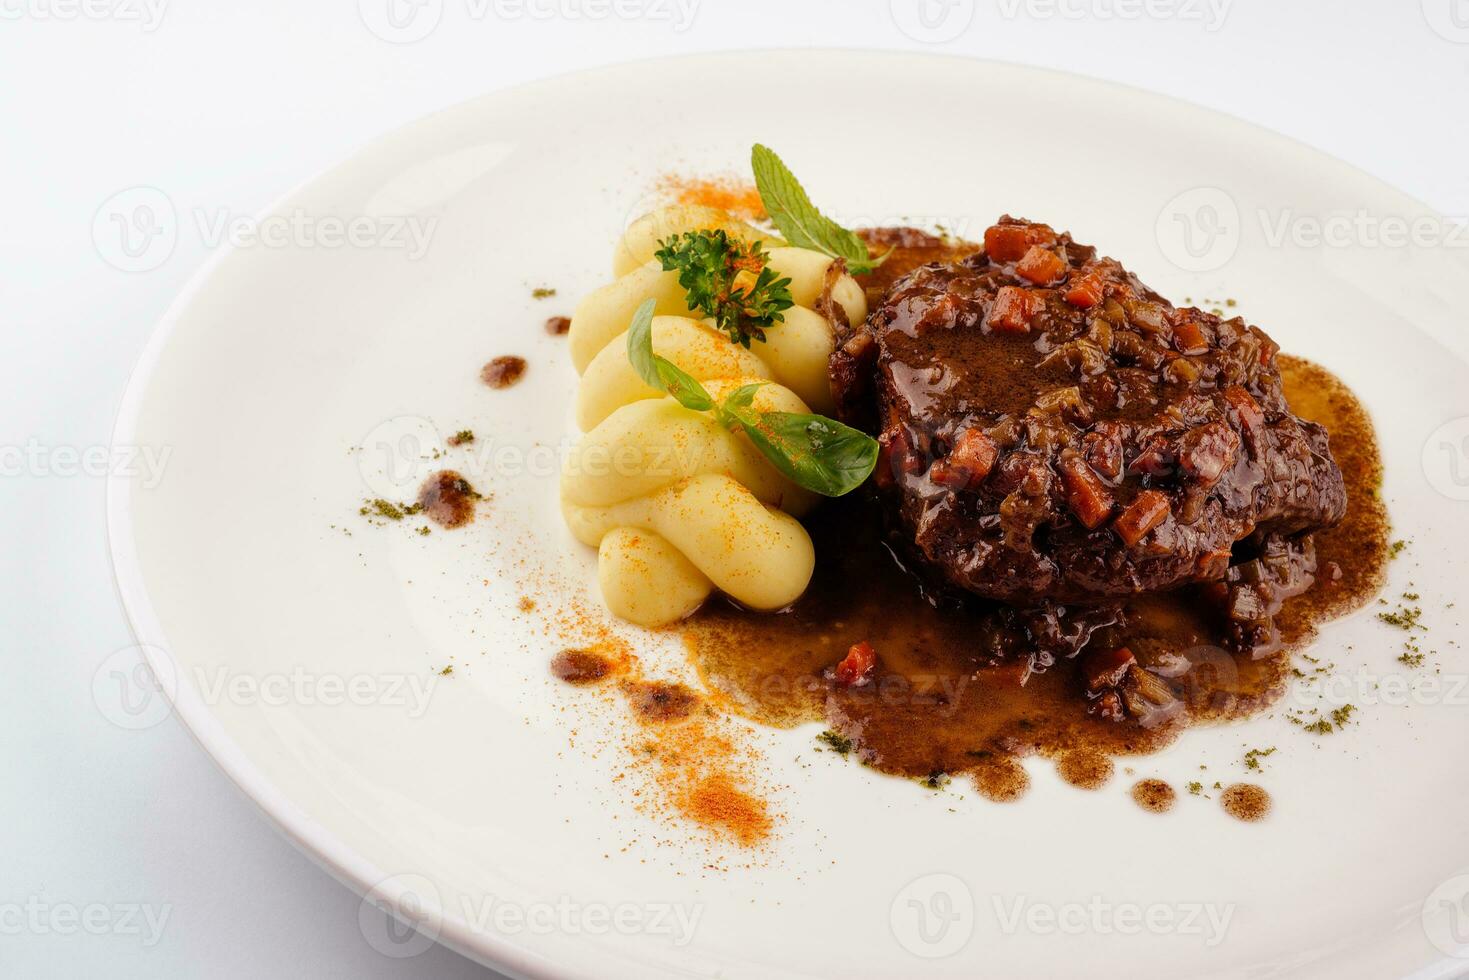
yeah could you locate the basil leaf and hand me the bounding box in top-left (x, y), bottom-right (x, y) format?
top-left (720, 382), bottom-right (766, 412)
top-left (625, 295), bottom-right (876, 496)
top-left (625, 297), bottom-right (661, 389)
top-left (751, 144), bottom-right (888, 276)
top-left (625, 296), bottom-right (715, 412)
top-left (730, 410), bottom-right (878, 498)
top-left (657, 359), bottom-right (715, 413)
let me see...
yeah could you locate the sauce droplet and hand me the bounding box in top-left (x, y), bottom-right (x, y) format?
top-left (622, 680), bottom-right (700, 723)
top-left (1220, 783), bottom-right (1271, 821)
top-left (1130, 778), bottom-right (1176, 813)
top-left (481, 355), bottom-right (527, 388)
top-left (972, 755), bottom-right (1030, 802)
top-left (417, 470), bottom-right (479, 528)
top-left (550, 649), bottom-right (614, 686)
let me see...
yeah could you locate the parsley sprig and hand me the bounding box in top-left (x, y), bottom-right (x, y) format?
top-left (653, 229), bottom-right (793, 348)
top-left (625, 299), bottom-right (877, 497)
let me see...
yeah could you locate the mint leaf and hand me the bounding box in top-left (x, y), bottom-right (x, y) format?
top-left (751, 144), bottom-right (888, 276)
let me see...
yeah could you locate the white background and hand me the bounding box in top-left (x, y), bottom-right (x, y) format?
top-left (3, 2), bottom-right (1468, 977)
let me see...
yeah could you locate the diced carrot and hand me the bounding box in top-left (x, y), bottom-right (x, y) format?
top-left (834, 641), bottom-right (877, 687)
top-left (928, 460), bottom-right (963, 488)
top-left (1063, 272), bottom-right (1105, 309)
top-left (1080, 645), bottom-right (1137, 694)
top-left (1222, 386), bottom-right (1265, 442)
top-left (1113, 490), bottom-right (1171, 547)
top-left (1172, 320), bottom-right (1209, 355)
top-left (949, 429), bottom-right (999, 481)
top-left (1058, 456), bottom-right (1115, 529)
top-left (986, 286), bottom-right (1041, 335)
top-left (1255, 329), bottom-right (1280, 366)
top-left (876, 427), bottom-right (924, 488)
top-left (983, 222), bottom-right (1057, 263)
top-left (1015, 246), bottom-right (1067, 286)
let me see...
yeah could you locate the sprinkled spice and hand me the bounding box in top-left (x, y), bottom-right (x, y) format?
top-left (544, 316), bottom-right (571, 336)
top-left (1131, 779), bottom-right (1176, 813)
top-left (361, 498), bottom-right (409, 521)
top-left (1243, 746), bottom-right (1276, 772)
top-left (480, 356), bottom-right (527, 389)
top-left (1290, 703), bottom-right (1356, 735)
top-left (656, 173), bottom-right (766, 221)
top-left (416, 470), bottom-right (480, 528)
top-left (816, 730), bottom-right (853, 755)
top-left (517, 596), bottom-right (537, 613)
top-left (921, 771), bottom-right (951, 791)
top-left (439, 665), bottom-right (453, 676)
top-left (1389, 539), bottom-right (1409, 559)
top-left (447, 429), bottom-right (475, 447)
top-left (1186, 781), bottom-right (1204, 796)
top-left (531, 287), bottom-right (556, 299)
top-left (676, 773), bottom-right (771, 847)
top-left (1377, 600), bottom-right (1425, 631)
top-left (1220, 783), bottom-right (1271, 822)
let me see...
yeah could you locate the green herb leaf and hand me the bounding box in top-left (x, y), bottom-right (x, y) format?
top-left (625, 297), bottom-right (661, 389)
top-left (625, 297), bottom-right (878, 497)
top-left (751, 144), bottom-right (888, 276)
top-left (653, 230), bottom-right (793, 348)
top-left (719, 382), bottom-right (766, 413)
top-left (625, 297), bottom-right (716, 412)
top-left (724, 407), bottom-right (879, 498)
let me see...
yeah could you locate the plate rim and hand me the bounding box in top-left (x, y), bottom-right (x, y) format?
top-left (105, 48), bottom-right (1467, 980)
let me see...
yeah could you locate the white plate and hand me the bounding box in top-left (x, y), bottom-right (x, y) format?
top-left (109, 52), bottom-right (1469, 979)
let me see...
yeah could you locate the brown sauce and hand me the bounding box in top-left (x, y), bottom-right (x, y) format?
top-left (622, 679), bottom-right (701, 723)
top-left (1057, 749), bottom-right (1114, 790)
top-left (550, 649), bottom-right (615, 685)
top-left (481, 355), bottom-right (527, 388)
top-left (1220, 783), bottom-right (1271, 821)
top-left (680, 357), bottom-right (1387, 801)
top-left (1131, 779), bottom-right (1177, 813)
top-left (417, 470), bottom-right (480, 528)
